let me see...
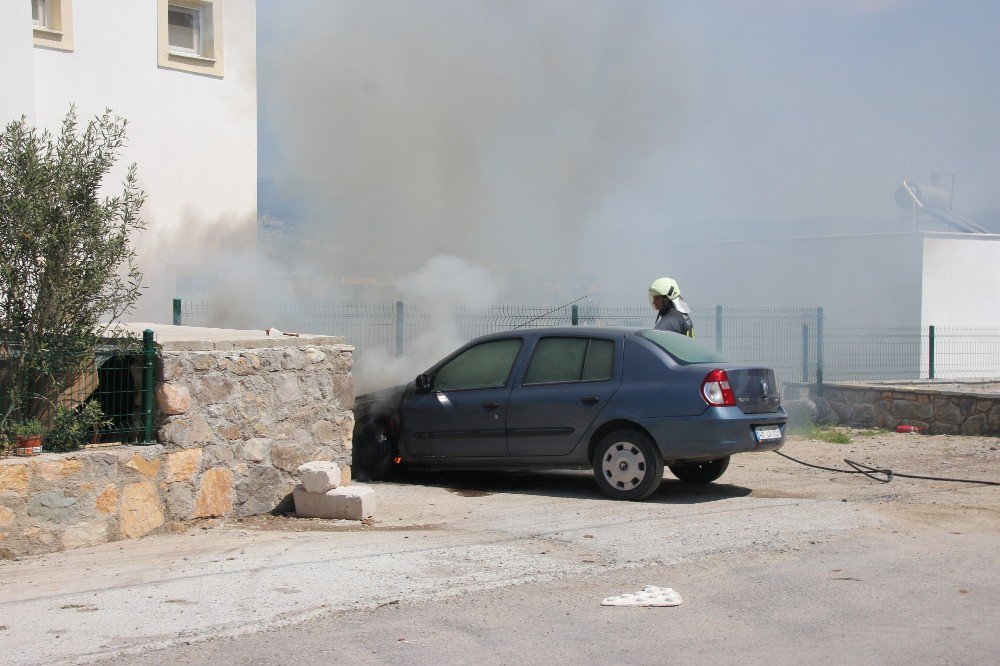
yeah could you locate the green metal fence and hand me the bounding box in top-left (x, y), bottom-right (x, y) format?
top-left (0, 330), bottom-right (157, 453)
top-left (176, 298), bottom-right (1000, 385)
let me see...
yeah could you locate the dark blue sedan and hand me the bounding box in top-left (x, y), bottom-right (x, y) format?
top-left (353, 327), bottom-right (787, 500)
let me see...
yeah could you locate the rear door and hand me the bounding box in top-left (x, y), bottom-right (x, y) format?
top-left (402, 337), bottom-right (524, 459)
top-left (506, 334), bottom-right (623, 457)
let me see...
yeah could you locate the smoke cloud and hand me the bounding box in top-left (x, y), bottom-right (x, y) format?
top-left (256, 0), bottom-right (999, 310)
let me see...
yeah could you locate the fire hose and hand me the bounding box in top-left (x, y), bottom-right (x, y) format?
top-left (773, 450), bottom-right (1000, 486)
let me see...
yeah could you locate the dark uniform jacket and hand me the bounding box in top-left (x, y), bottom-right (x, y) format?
top-left (654, 305), bottom-right (694, 337)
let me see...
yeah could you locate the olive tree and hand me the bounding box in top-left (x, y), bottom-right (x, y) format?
top-left (0, 108), bottom-right (146, 428)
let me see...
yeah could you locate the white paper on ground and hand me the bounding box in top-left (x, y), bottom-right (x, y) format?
top-left (601, 586), bottom-right (682, 607)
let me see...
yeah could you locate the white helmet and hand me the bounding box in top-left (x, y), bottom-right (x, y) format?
top-left (649, 277), bottom-right (680, 303)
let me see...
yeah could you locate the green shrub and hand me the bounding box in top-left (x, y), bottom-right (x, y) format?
top-left (44, 401), bottom-right (110, 452)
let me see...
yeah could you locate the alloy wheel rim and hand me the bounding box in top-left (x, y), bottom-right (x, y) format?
top-left (602, 442), bottom-right (647, 490)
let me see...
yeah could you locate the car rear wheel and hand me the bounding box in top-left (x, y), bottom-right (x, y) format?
top-left (668, 456), bottom-right (731, 484)
top-left (593, 430), bottom-right (664, 501)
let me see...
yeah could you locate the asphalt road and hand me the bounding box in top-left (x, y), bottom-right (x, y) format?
top-left (1, 431), bottom-right (997, 665)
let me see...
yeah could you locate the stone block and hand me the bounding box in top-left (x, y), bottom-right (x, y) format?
top-left (876, 412), bottom-right (898, 430)
top-left (27, 491), bottom-right (78, 523)
top-left (234, 466), bottom-right (293, 518)
top-left (202, 444), bottom-right (236, 469)
top-left (930, 422), bottom-right (959, 436)
top-left (310, 419), bottom-right (337, 444)
top-left (194, 467), bottom-right (234, 518)
top-left (119, 481), bottom-right (165, 538)
top-left (282, 349), bottom-right (310, 371)
top-left (191, 353), bottom-right (216, 371)
top-left (95, 484), bottom-right (120, 514)
top-left (163, 481), bottom-right (196, 520)
top-left (161, 356), bottom-right (188, 381)
top-left (165, 448), bottom-right (203, 482)
top-left (850, 404), bottom-right (875, 425)
top-left (305, 347), bottom-right (327, 364)
top-left (293, 484), bottom-right (375, 520)
top-left (125, 454), bottom-right (161, 478)
top-left (37, 459), bottom-right (83, 482)
top-left (62, 520), bottom-right (109, 549)
top-left (156, 383), bottom-right (191, 415)
top-left (272, 441), bottom-right (315, 473)
top-left (934, 400), bottom-right (961, 426)
top-left (195, 376), bottom-right (235, 404)
top-left (960, 414), bottom-right (987, 436)
top-left (330, 375), bottom-right (355, 410)
top-left (243, 438), bottom-right (271, 462)
top-left (0, 505), bottom-right (14, 526)
top-left (297, 461), bottom-right (342, 493)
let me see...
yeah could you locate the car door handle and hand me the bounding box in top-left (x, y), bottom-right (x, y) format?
top-left (481, 402), bottom-right (499, 410)
top-left (580, 396), bottom-right (600, 405)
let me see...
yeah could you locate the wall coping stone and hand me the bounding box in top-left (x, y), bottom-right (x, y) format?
top-left (105, 322), bottom-right (351, 352)
top-left (784, 381), bottom-right (1000, 399)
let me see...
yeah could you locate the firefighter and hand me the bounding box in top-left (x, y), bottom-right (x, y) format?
top-left (649, 277), bottom-right (694, 337)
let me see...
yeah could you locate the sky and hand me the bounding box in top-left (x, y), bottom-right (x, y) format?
top-left (254, 0), bottom-right (1000, 303)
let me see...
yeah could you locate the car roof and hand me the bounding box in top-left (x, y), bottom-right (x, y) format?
top-left (472, 326), bottom-right (642, 341)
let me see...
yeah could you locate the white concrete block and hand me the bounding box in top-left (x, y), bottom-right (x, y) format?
top-left (296, 461), bottom-right (342, 493)
top-left (293, 484), bottom-right (376, 521)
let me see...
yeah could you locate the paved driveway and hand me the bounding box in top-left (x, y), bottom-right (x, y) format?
top-left (1, 431), bottom-right (997, 664)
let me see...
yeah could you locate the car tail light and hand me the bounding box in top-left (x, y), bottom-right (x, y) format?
top-left (701, 369), bottom-right (736, 406)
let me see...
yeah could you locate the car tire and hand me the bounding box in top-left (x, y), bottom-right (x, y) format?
top-left (668, 456), bottom-right (731, 484)
top-left (356, 420), bottom-right (397, 481)
top-left (592, 430), bottom-right (664, 501)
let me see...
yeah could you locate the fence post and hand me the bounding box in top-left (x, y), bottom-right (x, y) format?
top-left (142, 329), bottom-right (155, 443)
top-left (395, 301), bottom-right (405, 358)
top-left (816, 307), bottom-right (825, 393)
top-left (715, 305), bottom-right (723, 352)
top-left (571, 304), bottom-right (579, 326)
top-left (172, 298), bottom-right (181, 326)
top-left (801, 324), bottom-right (809, 382)
top-left (928, 325), bottom-right (935, 380)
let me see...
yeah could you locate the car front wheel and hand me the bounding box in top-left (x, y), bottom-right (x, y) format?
top-left (668, 456), bottom-right (731, 484)
top-left (355, 420), bottom-right (397, 481)
top-left (593, 430), bottom-right (664, 501)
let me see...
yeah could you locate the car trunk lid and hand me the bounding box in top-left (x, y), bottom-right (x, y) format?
top-left (725, 367), bottom-right (781, 414)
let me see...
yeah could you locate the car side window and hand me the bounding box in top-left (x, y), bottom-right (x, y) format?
top-left (523, 337), bottom-right (615, 385)
top-left (433, 338), bottom-right (523, 391)
top-left (582, 338), bottom-right (615, 381)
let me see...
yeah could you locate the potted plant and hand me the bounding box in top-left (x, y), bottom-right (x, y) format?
top-left (7, 418), bottom-right (45, 456)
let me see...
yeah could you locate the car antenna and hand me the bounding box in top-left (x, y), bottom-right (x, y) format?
top-left (513, 296), bottom-right (588, 330)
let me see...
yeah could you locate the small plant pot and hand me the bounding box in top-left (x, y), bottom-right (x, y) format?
top-left (15, 434), bottom-right (44, 456)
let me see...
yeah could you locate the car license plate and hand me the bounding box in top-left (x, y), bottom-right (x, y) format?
top-left (754, 425), bottom-right (782, 442)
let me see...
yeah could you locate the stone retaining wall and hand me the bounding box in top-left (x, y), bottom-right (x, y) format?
top-left (784, 382), bottom-right (1000, 435)
top-left (1, 327), bottom-right (354, 558)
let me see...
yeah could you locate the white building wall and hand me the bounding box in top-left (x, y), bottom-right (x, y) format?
top-left (921, 234), bottom-right (1000, 328)
top-left (17, 0), bottom-right (257, 320)
top-left (0, 1), bottom-right (37, 125)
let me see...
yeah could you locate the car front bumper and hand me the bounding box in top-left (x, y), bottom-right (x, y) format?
top-left (634, 406), bottom-right (787, 462)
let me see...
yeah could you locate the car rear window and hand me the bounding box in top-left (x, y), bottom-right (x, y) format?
top-left (637, 330), bottom-right (728, 364)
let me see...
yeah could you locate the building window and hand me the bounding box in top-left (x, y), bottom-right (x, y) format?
top-left (32, 0), bottom-right (73, 51)
top-left (158, 0), bottom-right (224, 77)
top-left (168, 5), bottom-right (203, 55)
top-left (31, 0), bottom-right (49, 27)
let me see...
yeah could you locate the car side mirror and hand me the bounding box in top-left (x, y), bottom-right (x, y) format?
top-left (415, 373), bottom-right (431, 393)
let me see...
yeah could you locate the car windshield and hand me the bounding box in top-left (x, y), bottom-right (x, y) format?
top-left (637, 330), bottom-right (728, 365)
